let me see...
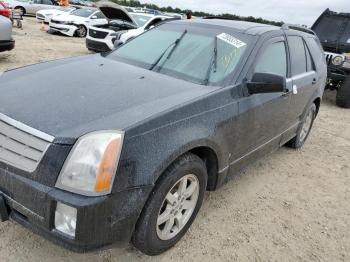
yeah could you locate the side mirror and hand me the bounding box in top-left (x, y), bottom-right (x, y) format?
top-left (113, 40), bottom-right (124, 49)
top-left (246, 72), bottom-right (286, 95)
top-left (91, 15), bottom-right (97, 19)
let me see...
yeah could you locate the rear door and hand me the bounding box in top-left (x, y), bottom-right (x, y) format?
top-left (287, 34), bottom-right (318, 123)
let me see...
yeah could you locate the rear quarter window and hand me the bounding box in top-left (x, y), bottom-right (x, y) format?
top-left (305, 37), bottom-right (326, 71)
top-left (288, 35), bottom-right (307, 76)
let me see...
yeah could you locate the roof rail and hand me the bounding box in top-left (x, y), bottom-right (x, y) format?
top-left (281, 23), bottom-right (316, 35)
top-left (203, 16), bottom-right (237, 20)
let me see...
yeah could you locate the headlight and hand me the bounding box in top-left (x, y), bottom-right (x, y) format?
top-left (55, 131), bottom-right (124, 196)
top-left (63, 21), bottom-right (74, 25)
top-left (332, 55), bottom-right (344, 66)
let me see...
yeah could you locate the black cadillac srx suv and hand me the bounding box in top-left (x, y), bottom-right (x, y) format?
top-left (0, 19), bottom-right (326, 255)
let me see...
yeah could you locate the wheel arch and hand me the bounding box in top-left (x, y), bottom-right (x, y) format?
top-left (152, 140), bottom-right (222, 192)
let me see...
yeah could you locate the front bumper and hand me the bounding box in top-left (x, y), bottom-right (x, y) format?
top-left (0, 39), bottom-right (15, 52)
top-left (86, 38), bottom-right (113, 53)
top-left (49, 23), bottom-right (76, 37)
top-left (0, 165), bottom-right (153, 252)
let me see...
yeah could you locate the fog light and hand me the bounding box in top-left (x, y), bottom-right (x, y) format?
top-left (55, 202), bottom-right (77, 237)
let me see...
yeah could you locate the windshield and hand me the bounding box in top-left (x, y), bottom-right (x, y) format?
top-left (131, 14), bottom-right (152, 26)
top-left (71, 8), bottom-right (94, 17)
top-left (107, 23), bottom-right (251, 85)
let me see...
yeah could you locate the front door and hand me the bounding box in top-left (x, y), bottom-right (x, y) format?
top-left (230, 36), bottom-right (293, 167)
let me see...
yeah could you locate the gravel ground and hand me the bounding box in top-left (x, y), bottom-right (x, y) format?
top-left (0, 17), bottom-right (349, 262)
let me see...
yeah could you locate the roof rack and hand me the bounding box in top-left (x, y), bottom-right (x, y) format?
top-left (281, 23), bottom-right (316, 35)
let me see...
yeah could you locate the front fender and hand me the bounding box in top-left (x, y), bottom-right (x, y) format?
top-left (113, 121), bottom-right (227, 192)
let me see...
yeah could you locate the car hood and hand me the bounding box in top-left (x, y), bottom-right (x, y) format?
top-left (95, 1), bottom-right (137, 25)
top-left (312, 8), bottom-right (350, 53)
top-left (0, 55), bottom-right (214, 143)
top-left (37, 9), bottom-right (62, 15)
top-left (52, 13), bottom-right (84, 22)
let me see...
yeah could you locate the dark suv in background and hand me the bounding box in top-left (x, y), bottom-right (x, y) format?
top-left (0, 19), bottom-right (326, 255)
top-left (312, 9), bottom-right (350, 108)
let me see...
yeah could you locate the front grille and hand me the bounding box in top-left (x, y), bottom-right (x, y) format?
top-left (0, 114), bottom-right (53, 172)
top-left (86, 39), bottom-right (110, 52)
top-left (89, 29), bottom-right (108, 39)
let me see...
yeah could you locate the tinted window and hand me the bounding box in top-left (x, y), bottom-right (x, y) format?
top-left (94, 11), bottom-right (105, 19)
top-left (254, 41), bottom-right (287, 77)
top-left (288, 36), bottom-right (307, 76)
top-left (42, 0), bottom-right (53, 5)
top-left (71, 9), bottom-right (95, 18)
top-left (131, 14), bottom-right (152, 26)
top-left (304, 42), bottom-right (315, 71)
top-left (305, 37), bottom-right (325, 70)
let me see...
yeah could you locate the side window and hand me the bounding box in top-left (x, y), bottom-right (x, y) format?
top-left (42, 0), bottom-right (53, 5)
top-left (94, 12), bottom-right (105, 19)
top-left (288, 36), bottom-right (307, 76)
top-left (254, 41), bottom-right (287, 77)
top-left (145, 18), bottom-right (162, 30)
top-left (304, 41), bottom-right (315, 71)
top-left (305, 37), bottom-right (324, 70)
top-left (33, 0), bottom-right (41, 4)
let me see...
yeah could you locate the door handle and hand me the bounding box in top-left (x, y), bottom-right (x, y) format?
top-left (312, 78), bottom-right (317, 85)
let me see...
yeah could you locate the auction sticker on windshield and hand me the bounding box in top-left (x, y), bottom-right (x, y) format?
top-left (217, 33), bottom-right (246, 48)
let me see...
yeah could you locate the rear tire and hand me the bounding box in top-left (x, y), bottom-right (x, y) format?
top-left (14, 6), bottom-right (25, 16)
top-left (336, 77), bottom-right (350, 108)
top-left (286, 103), bottom-right (316, 149)
top-left (132, 153), bottom-right (207, 256)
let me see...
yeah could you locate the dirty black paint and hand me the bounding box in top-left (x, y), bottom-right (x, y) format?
top-left (0, 19), bottom-right (327, 251)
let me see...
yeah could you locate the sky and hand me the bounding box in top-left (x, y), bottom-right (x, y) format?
top-left (139, 0), bottom-right (350, 26)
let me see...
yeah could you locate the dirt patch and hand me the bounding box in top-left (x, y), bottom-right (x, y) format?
top-left (0, 17), bottom-right (349, 262)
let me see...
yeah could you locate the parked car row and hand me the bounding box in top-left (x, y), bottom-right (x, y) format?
top-left (86, 3), bottom-right (178, 52)
top-left (33, 1), bottom-right (181, 53)
top-left (36, 5), bottom-right (77, 23)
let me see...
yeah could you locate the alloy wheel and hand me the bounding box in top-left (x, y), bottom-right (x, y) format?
top-left (299, 110), bottom-right (313, 143)
top-left (156, 174), bottom-right (199, 241)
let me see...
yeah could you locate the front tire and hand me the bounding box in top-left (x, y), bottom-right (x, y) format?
top-left (286, 103), bottom-right (317, 149)
top-left (132, 153), bottom-right (207, 256)
top-left (336, 77), bottom-right (350, 108)
top-left (75, 25), bottom-right (87, 37)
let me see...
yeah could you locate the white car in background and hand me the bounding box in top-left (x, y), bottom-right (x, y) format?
top-left (36, 6), bottom-right (78, 23)
top-left (5, 0), bottom-right (60, 16)
top-left (86, 11), bottom-right (177, 52)
top-left (49, 8), bottom-right (107, 37)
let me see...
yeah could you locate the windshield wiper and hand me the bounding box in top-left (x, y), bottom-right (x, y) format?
top-left (149, 30), bottom-right (188, 71)
top-left (203, 36), bottom-right (218, 85)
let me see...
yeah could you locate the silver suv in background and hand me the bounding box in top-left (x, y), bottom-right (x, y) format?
top-left (0, 15), bottom-right (14, 52)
